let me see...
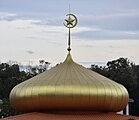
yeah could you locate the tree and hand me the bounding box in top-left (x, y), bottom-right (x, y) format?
top-left (0, 63), bottom-right (29, 118)
top-left (0, 98), bottom-right (21, 118)
top-left (38, 60), bottom-right (50, 73)
top-left (0, 63), bottom-right (28, 99)
top-left (25, 60), bottom-right (51, 76)
top-left (0, 61), bottom-right (50, 118)
top-left (90, 64), bottom-right (109, 78)
top-left (106, 57), bottom-right (137, 93)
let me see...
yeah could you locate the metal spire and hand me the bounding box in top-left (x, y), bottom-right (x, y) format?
top-left (69, 4), bottom-right (70, 14)
top-left (64, 8), bottom-right (78, 53)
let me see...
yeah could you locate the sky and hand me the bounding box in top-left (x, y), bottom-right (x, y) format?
top-left (0, 0), bottom-right (139, 67)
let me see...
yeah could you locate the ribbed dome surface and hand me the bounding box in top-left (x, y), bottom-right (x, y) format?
top-left (10, 53), bottom-right (128, 112)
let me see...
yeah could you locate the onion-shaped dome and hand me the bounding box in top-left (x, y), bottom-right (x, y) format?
top-left (10, 53), bottom-right (128, 112)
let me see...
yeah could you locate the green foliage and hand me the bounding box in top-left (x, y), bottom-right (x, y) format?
top-left (90, 65), bottom-right (109, 77)
top-left (0, 60), bottom-right (50, 118)
top-left (0, 63), bottom-right (29, 118)
top-left (0, 63), bottom-right (28, 99)
top-left (0, 98), bottom-right (22, 118)
top-left (25, 60), bottom-right (50, 76)
top-left (106, 58), bottom-right (137, 93)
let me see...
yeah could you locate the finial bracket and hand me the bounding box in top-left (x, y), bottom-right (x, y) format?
top-left (64, 13), bottom-right (78, 52)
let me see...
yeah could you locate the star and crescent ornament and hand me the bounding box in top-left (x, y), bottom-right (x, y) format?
top-left (64, 14), bottom-right (78, 28)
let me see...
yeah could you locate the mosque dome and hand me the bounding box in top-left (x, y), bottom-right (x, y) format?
top-left (10, 53), bottom-right (128, 112)
top-left (9, 13), bottom-right (128, 113)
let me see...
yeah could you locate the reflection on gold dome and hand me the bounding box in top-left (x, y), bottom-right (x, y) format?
top-left (9, 13), bottom-right (128, 112)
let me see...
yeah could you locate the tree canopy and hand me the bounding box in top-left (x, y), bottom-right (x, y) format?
top-left (0, 60), bottom-right (50, 118)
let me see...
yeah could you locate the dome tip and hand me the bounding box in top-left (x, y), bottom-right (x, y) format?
top-left (64, 53), bottom-right (74, 63)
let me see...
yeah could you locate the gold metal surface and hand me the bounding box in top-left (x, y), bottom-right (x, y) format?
top-left (10, 53), bottom-right (129, 112)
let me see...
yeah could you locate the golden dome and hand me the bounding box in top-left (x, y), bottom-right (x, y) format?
top-left (10, 53), bottom-right (128, 112)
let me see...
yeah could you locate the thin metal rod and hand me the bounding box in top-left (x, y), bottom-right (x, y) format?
top-left (69, 4), bottom-right (70, 14)
top-left (67, 27), bottom-right (71, 52)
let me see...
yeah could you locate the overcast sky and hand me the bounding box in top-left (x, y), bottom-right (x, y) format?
top-left (0, 0), bottom-right (139, 67)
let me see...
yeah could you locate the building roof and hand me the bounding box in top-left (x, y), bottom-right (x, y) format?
top-left (1, 112), bottom-right (139, 120)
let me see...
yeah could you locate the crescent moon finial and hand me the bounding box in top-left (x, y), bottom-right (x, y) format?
top-left (64, 13), bottom-right (78, 52)
top-left (64, 14), bottom-right (78, 29)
